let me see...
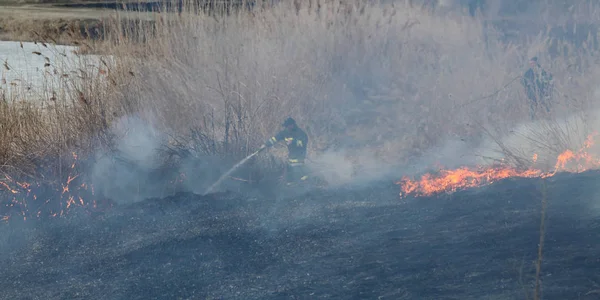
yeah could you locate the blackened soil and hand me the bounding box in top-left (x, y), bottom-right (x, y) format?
top-left (0, 171), bottom-right (599, 300)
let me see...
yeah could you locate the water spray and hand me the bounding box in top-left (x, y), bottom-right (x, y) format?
top-left (204, 148), bottom-right (264, 195)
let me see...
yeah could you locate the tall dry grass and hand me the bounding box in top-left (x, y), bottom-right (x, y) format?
top-left (3, 0), bottom-right (600, 186)
top-left (101, 1), bottom-right (600, 174)
top-left (109, 1), bottom-right (517, 165)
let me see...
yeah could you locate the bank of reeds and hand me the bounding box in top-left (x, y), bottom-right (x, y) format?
top-left (2, 0), bottom-right (600, 187)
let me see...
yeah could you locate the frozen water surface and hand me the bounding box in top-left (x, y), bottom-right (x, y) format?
top-left (0, 40), bottom-right (103, 100)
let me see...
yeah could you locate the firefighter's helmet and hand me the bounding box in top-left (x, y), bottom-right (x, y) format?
top-left (282, 117), bottom-right (296, 127)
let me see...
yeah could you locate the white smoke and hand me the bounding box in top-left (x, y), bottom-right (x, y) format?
top-left (306, 136), bottom-right (483, 188)
top-left (90, 115), bottom-right (167, 204)
top-left (89, 113), bottom-right (245, 203)
top-left (474, 109), bottom-right (600, 171)
top-left (307, 106), bottom-right (600, 190)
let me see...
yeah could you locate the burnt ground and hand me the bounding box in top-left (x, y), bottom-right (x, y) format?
top-left (0, 170), bottom-right (600, 300)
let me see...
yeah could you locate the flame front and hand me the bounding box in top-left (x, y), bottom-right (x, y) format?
top-left (398, 166), bottom-right (542, 197)
top-left (398, 133), bottom-right (600, 198)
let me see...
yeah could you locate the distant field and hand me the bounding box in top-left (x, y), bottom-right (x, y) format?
top-left (0, 0), bottom-right (249, 42)
top-left (0, 5), bottom-right (115, 19)
top-left (0, 9), bottom-right (101, 43)
top-left (0, 0), bottom-right (131, 4)
top-left (0, 1), bottom-right (155, 43)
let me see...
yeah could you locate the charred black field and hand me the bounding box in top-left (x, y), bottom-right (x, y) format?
top-left (0, 170), bottom-right (599, 300)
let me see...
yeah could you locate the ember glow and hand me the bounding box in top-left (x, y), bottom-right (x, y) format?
top-left (397, 133), bottom-right (600, 198)
top-left (0, 152), bottom-right (189, 224)
top-left (0, 152), bottom-right (113, 223)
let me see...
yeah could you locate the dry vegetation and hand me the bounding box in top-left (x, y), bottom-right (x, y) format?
top-left (1, 0), bottom-right (600, 188)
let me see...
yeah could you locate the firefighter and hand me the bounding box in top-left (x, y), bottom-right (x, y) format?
top-left (521, 56), bottom-right (554, 120)
top-left (259, 117), bottom-right (309, 185)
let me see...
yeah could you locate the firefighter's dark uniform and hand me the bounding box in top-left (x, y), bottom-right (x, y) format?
top-left (521, 57), bottom-right (553, 120)
top-left (263, 118), bottom-right (309, 185)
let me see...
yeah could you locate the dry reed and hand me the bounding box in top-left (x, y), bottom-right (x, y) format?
top-left (2, 0), bottom-right (600, 183)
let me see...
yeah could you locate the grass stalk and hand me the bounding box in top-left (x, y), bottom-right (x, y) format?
top-left (534, 178), bottom-right (548, 300)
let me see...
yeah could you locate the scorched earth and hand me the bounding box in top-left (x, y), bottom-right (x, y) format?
top-left (0, 167), bottom-right (599, 300)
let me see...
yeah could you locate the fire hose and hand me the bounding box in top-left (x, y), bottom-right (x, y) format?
top-left (203, 147), bottom-right (265, 195)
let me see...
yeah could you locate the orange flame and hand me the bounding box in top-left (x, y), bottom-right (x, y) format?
top-left (0, 181), bottom-right (19, 194)
top-left (397, 133), bottom-right (600, 198)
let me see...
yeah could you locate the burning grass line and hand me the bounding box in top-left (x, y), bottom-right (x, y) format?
top-left (398, 132), bottom-right (600, 198)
